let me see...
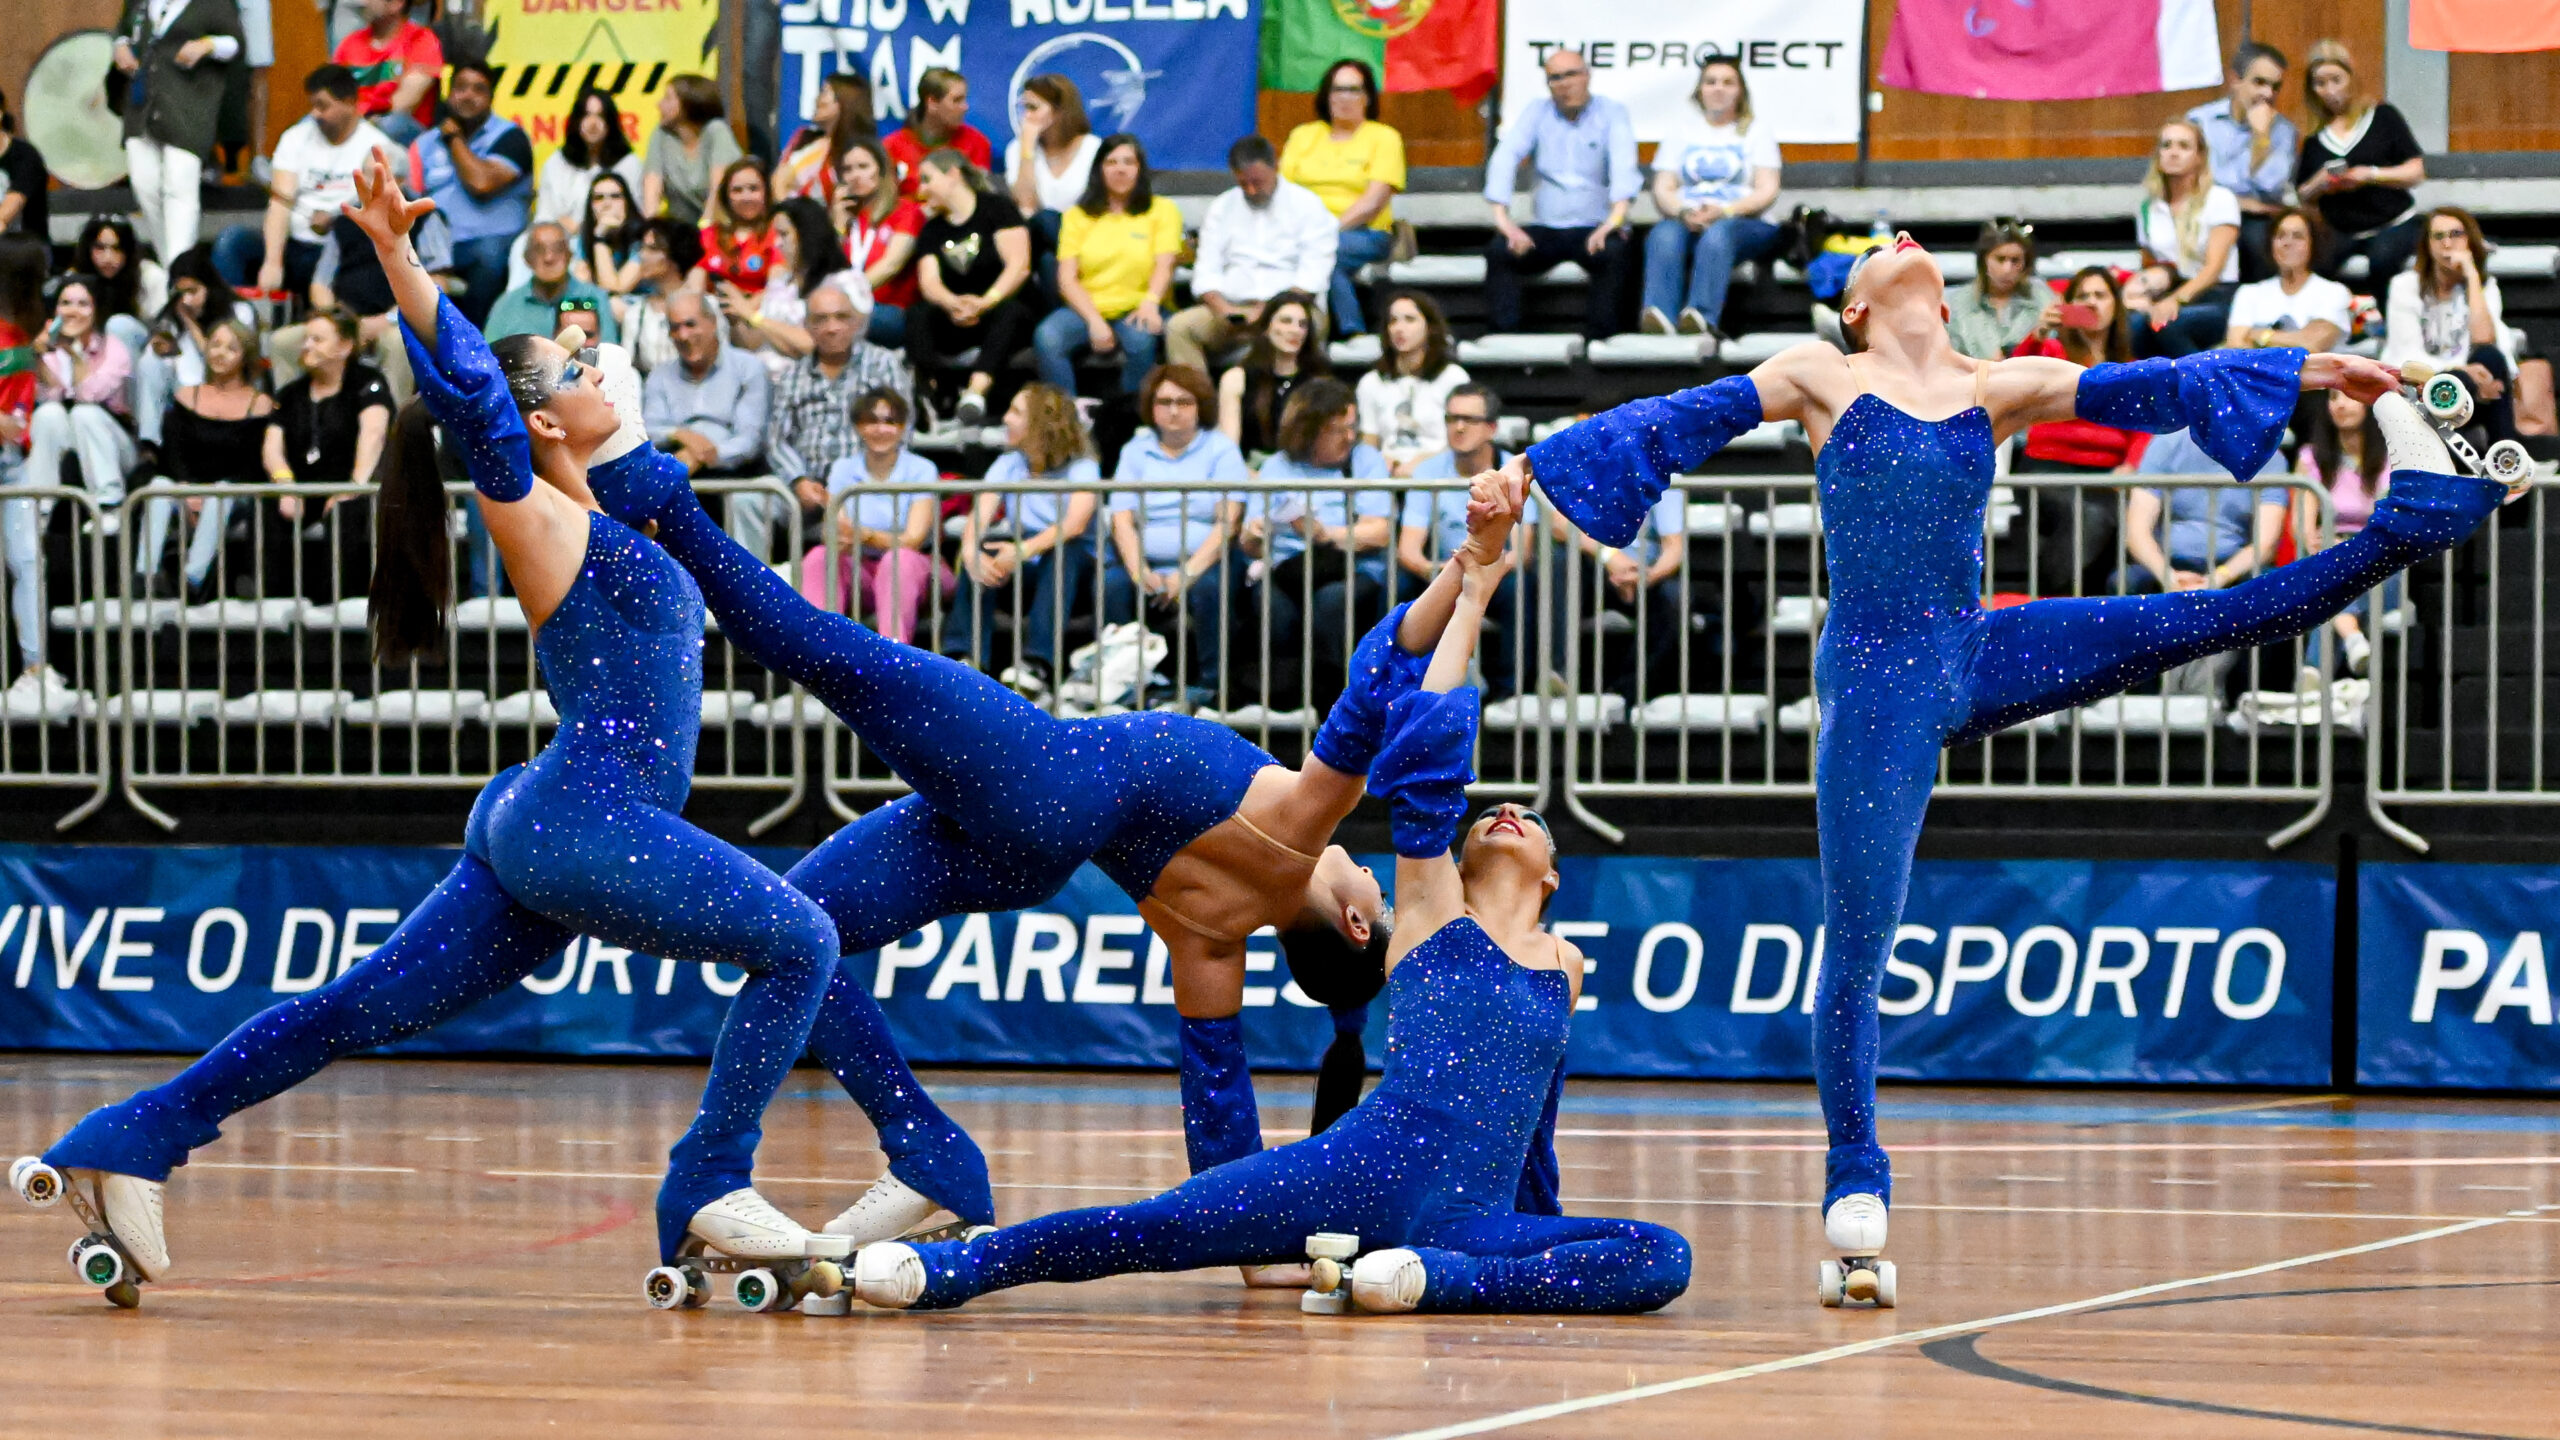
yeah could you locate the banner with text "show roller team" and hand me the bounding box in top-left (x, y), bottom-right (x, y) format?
top-left (481, 0), bottom-right (721, 176)
top-left (0, 846), bottom-right (2330, 1088)
top-left (1498, 0), bottom-right (1863, 146)
top-left (2358, 864), bottom-right (2560, 1090)
top-left (776, 0), bottom-right (1259, 173)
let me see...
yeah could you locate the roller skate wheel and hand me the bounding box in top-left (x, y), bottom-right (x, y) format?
top-left (104, 1279), bottom-right (142, 1309)
top-left (1818, 1259), bottom-right (1845, 1307)
top-left (1843, 1264), bottom-right (1880, 1304)
top-left (2484, 440), bottom-right (2533, 490)
top-left (798, 1290), bottom-right (852, 1316)
top-left (1300, 1289), bottom-right (1351, 1315)
top-left (1305, 1231), bottom-right (1360, 1261)
top-left (1308, 1257), bottom-right (1343, 1294)
top-left (733, 1267), bottom-right (785, 1313)
top-left (74, 1240), bottom-right (124, 1289)
top-left (11, 1157), bottom-right (62, 1208)
top-left (1873, 1260), bottom-right (1898, 1309)
top-left (642, 1264), bottom-right (703, 1310)
top-left (2423, 372), bottom-right (2474, 427)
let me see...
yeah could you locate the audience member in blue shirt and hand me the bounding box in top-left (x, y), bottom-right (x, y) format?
top-left (941, 383), bottom-right (1105, 684)
top-left (409, 61), bottom-right (532, 325)
top-left (1394, 382), bottom-right (1535, 698)
top-left (2185, 42), bottom-right (2298, 283)
top-left (1103, 369), bottom-right (1251, 697)
top-left (2119, 427), bottom-right (2292, 593)
top-left (804, 386), bottom-right (947, 645)
top-left (1480, 48), bottom-right (1640, 338)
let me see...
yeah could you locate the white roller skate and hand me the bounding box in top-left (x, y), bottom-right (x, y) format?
top-left (1818, 1193), bottom-right (1896, 1309)
top-left (1298, 1232), bottom-right (1361, 1314)
top-left (851, 1240), bottom-right (927, 1309)
top-left (14, 1158), bottom-right (166, 1309)
top-left (2395, 369), bottom-right (2534, 502)
top-left (821, 1173), bottom-right (972, 1247)
top-left (1348, 1249), bottom-right (1427, 1314)
top-left (641, 1187), bottom-right (853, 1313)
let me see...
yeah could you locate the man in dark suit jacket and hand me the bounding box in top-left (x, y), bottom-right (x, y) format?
top-left (114, 0), bottom-right (245, 263)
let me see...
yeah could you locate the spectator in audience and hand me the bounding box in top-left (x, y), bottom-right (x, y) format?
top-left (646, 286), bottom-right (772, 479)
top-left (2225, 207), bottom-right (2350, 353)
top-left (1357, 290), bottom-right (1469, 476)
top-left (2383, 206), bottom-right (2520, 443)
top-left (2294, 387), bottom-right (2391, 676)
top-left (942, 383), bottom-right (1102, 690)
top-left (261, 309), bottom-right (390, 597)
top-left (2296, 40), bottom-right (2427, 289)
top-left (1167, 137), bottom-right (1336, 374)
top-left (1226, 377), bottom-right (1393, 711)
top-left (484, 222), bottom-right (619, 343)
top-left (330, 0), bottom-right (439, 145)
top-left (79, 216), bottom-right (163, 360)
top-left (2132, 116), bottom-right (2240, 358)
top-left (693, 159), bottom-right (780, 296)
top-left (411, 61), bottom-right (531, 327)
top-left (1946, 220), bottom-right (2046, 361)
top-left (114, 0), bottom-right (244, 268)
top-left (537, 86), bottom-right (644, 232)
top-left (766, 279), bottom-right (910, 555)
top-left (777, 73), bottom-right (876, 203)
top-left (27, 276), bottom-right (136, 533)
top-left (1103, 363), bottom-right (1249, 694)
top-left (1396, 381), bottom-right (1531, 699)
top-left (2009, 265), bottom-right (2139, 594)
top-left (1550, 483), bottom-right (1689, 703)
top-left (1215, 289), bottom-right (1328, 457)
top-left (618, 218), bottom-right (702, 375)
top-left (137, 316), bottom-right (270, 600)
top-left (886, 68), bottom-right (994, 197)
top-left (1640, 55), bottom-right (1781, 341)
top-left (574, 172), bottom-right (646, 298)
top-left (805, 385), bottom-right (943, 643)
top-left (642, 74), bottom-right (743, 228)
top-left (2119, 426), bottom-right (2289, 596)
top-left (216, 64), bottom-right (397, 302)
top-left (0, 235), bottom-right (57, 708)
top-left (1005, 74), bottom-right (1100, 274)
top-left (834, 137), bottom-right (924, 349)
top-left (1283, 59), bottom-right (1406, 339)
top-left (726, 196), bottom-right (872, 370)
top-left (0, 87), bottom-right (50, 242)
top-left (2185, 41), bottom-right (2295, 282)
top-left (1482, 48), bottom-right (1638, 341)
top-left (909, 148), bottom-right (1032, 427)
top-left (134, 245), bottom-right (255, 462)
top-left (1037, 134), bottom-right (1180, 399)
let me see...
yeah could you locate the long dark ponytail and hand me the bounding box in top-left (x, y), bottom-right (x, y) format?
top-left (369, 402), bottom-right (452, 664)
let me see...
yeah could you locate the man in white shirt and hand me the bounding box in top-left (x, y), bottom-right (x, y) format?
top-left (1165, 135), bottom-right (1338, 373)
top-left (212, 63), bottom-right (400, 301)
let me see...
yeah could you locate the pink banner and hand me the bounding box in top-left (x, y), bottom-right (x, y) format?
top-left (1880, 0), bottom-right (2223, 102)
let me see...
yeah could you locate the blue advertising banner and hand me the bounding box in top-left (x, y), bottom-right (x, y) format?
top-left (776, 0), bottom-right (1259, 172)
top-left (0, 846), bottom-right (2332, 1087)
top-left (2358, 863), bottom-right (2560, 1090)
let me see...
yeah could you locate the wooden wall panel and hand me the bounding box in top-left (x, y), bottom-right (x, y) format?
top-left (2449, 50), bottom-right (2560, 153)
top-left (263, 0), bottom-right (334, 156)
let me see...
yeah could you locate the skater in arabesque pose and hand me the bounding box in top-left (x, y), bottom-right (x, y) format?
top-left (1496, 232), bottom-right (2517, 1303)
top-left (16, 154), bottom-right (846, 1302)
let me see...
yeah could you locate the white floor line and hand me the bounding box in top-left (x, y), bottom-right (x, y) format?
top-left (1378, 1216), bottom-right (2512, 1440)
top-left (192, 1161), bottom-right (417, 1175)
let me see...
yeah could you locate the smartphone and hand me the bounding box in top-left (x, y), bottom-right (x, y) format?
top-left (2323, 157), bottom-right (2350, 173)
top-left (2056, 302), bottom-right (2102, 330)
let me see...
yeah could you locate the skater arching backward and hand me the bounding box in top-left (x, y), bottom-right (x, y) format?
top-left (1495, 231), bottom-right (2517, 1305)
top-left (14, 152), bottom-right (846, 1307)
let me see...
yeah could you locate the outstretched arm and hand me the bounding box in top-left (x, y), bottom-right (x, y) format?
top-left (1993, 347), bottom-right (2395, 482)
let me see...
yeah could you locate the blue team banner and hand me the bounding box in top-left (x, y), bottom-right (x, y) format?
top-left (776, 0), bottom-right (1259, 173)
top-left (0, 845), bottom-right (2332, 1087)
top-left (2358, 863), bottom-right (2560, 1090)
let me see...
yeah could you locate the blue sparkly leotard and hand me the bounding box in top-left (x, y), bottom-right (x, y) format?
top-left (1526, 351), bottom-right (2507, 1212)
top-left (43, 298), bottom-right (839, 1265)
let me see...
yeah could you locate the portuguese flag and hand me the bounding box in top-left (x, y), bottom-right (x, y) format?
top-left (1260, 0), bottom-right (1501, 102)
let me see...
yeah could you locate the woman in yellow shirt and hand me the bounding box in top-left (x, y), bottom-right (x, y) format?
top-left (1034, 133), bottom-right (1184, 398)
top-left (1281, 59), bottom-right (1406, 339)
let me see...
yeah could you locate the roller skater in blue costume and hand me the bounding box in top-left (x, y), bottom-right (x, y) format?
top-left (577, 355), bottom-right (1561, 1279)
top-left (1502, 233), bottom-right (2518, 1307)
top-left (847, 533), bottom-right (1692, 1316)
top-left (10, 156), bottom-right (844, 1308)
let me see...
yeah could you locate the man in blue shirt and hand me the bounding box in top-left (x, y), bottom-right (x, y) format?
top-left (408, 60), bottom-right (531, 326)
top-left (2184, 42), bottom-right (2296, 284)
top-left (1396, 383), bottom-right (1537, 698)
top-left (645, 289), bottom-right (775, 552)
top-left (2119, 427), bottom-right (2292, 595)
top-left (1481, 48), bottom-right (1640, 339)
top-left (481, 223), bottom-right (620, 344)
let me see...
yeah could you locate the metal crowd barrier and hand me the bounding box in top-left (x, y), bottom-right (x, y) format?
top-left (1, 484), bottom-right (114, 830)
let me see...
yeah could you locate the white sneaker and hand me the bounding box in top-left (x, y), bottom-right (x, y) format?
top-left (95, 1172), bottom-right (168, 1281)
top-left (1638, 306), bottom-right (1674, 336)
top-left (1676, 307), bottom-right (1710, 337)
top-left (1823, 1193), bottom-right (1889, 1258)
top-left (853, 1241), bottom-right (926, 1308)
top-left (1349, 1248), bottom-right (1425, 1313)
top-left (821, 1173), bottom-right (947, 1245)
top-left (2342, 631), bottom-right (2371, 676)
top-left (5, 667), bottom-right (77, 721)
top-left (686, 1186), bottom-right (846, 1260)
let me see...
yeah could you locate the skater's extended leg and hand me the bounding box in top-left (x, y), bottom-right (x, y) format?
top-left (1386, 1211), bottom-right (1692, 1314)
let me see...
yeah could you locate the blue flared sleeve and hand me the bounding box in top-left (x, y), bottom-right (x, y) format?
top-left (1310, 600), bottom-right (1430, 777)
top-left (397, 294), bottom-right (533, 502)
top-left (1370, 685), bottom-right (1481, 860)
top-left (2074, 348), bottom-right (2303, 484)
top-left (1523, 374), bottom-right (1762, 547)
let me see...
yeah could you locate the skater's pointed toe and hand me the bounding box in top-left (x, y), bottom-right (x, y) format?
top-left (853, 1241), bottom-right (927, 1309)
top-left (1350, 1248), bottom-right (1426, 1314)
top-left (1823, 1192), bottom-right (1889, 1257)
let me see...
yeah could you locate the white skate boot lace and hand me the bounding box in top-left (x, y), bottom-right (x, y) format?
top-left (824, 1174), bottom-right (940, 1241)
top-left (704, 1187), bottom-right (801, 1237)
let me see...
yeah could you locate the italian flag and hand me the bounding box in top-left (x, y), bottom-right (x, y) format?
top-left (1260, 0), bottom-right (1501, 102)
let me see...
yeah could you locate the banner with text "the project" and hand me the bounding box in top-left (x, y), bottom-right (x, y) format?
top-left (1498, 0), bottom-right (1862, 146)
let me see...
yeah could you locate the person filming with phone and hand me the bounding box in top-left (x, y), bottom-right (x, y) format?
top-left (483, 222), bottom-right (620, 344)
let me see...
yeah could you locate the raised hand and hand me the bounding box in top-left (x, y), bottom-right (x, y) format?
top-left (2302, 352), bottom-right (2401, 406)
top-left (346, 151), bottom-right (436, 253)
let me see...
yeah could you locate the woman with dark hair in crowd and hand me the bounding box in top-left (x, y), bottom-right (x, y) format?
top-left (1357, 290), bottom-right (1468, 476)
top-left (0, 233), bottom-right (59, 710)
top-left (940, 381), bottom-right (1101, 688)
top-left (575, 171), bottom-right (647, 297)
top-left (136, 316), bottom-right (271, 600)
top-left (642, 73), bottom-right (743, 227)
top-left (1946, 220), bottom-right (2046, 361)
top-left (1105, 362), bottom-right (1250, 701)
top-left (2006, 265), bottom-right (2141, 594)
top-left (260, 309), bottom-right (392, 597)
top-left (1216, 289), bottom-right (1328, 458)
top-left (2224, 207), bottom-right (2352, 354)
top-left (539, 85), bottom-right (644, 231)
top-left (778, 72), bottom-right (877, 204)
top-left (76, 216), bottom-right (163, 359)
top-left (1233, 376), bottom-right (1395, 711)
top-left (2295, 387), bottom-right (2393, 676)
top-left (2383, 206), bottom-right (2520, 443)
top-left (910, 148), bottom-right (1032, 426)
top-left (620, 218), bottom-right (705, 375)
top-left (2295, 40), bottom-right (2426, 288)
top-left (1006, 73), bottom-right (1099, 272)
top-left (722, 195), bottom-right (868, 369)
top-left (692, 158), bottom-right (780, 295)
top-left (1282, 58), bottom-right (1404, 339)
top-left (1035, 133), bottom-right (1180, 398)
top-left (26, 276), bottom-right (137, 530)
top-left (0, 85), bottom-right (49, 242)
top-left (134, 245), bottom-right (255, 458)
top-left (833, 137), bottom-right (923, 348)
top-left (804, 384), bottom-right (943, 642)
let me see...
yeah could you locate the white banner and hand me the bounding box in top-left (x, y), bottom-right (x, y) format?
top-left (1499, 0), bottom-right (1865, 146)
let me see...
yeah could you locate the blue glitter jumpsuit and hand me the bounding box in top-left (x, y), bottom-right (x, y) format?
top-left (885, 689), bottom-right (1691, 1312)
top-left (42, 298), bottom-right (839, 1265)
top-left (1526, 350), bottom-right (2508, 1212)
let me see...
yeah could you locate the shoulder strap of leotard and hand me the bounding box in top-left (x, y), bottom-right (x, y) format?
top-left (1230, 809), bottom-right (1323, 866)
top-left (1971, 356), bottom-right (1991, 413)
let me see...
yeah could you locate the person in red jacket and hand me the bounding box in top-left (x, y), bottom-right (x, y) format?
top-left (2009, 264), bottom-right (2147, 594)
top-left (883, 68), bottom-right (993, 198)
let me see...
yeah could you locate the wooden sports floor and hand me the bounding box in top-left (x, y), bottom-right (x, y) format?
top-left (5, 1057), bottom-right (2558, 1439)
